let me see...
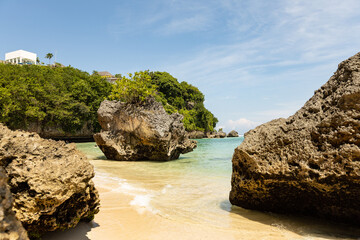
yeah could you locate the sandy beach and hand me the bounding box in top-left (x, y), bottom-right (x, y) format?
top-left (42, 140), bottom-right (360, 240)
top-left (43, 185), bottom-right (304, 240)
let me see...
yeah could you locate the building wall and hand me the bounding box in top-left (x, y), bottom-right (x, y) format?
top-left (5, 50), bottom-right (37, 65)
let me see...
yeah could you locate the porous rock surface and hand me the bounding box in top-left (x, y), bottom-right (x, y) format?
top-left (0, 167), bottom-right (28, 240)
top-left (230, 52), bottom-right (360, 223)
top-left (227, 130), bottom-right (239, 137)
top-left (0, 124), bottom-right (100, 236)
top-left (94, 98), bottom-right (197, 161)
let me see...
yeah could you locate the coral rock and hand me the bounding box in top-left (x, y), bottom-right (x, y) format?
top-left (94, 98), bottom-right (197, 161)
top-left (0, 166), bottom-right (28, 240)
top-left (227, 130), bottom-right (239, 137)
top-left (230, 52), bottom-right (360, 224)
top-left (0, 124), bottom-right (100, 236)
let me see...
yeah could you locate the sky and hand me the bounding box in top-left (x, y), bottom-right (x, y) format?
top-left (1, 0), bottom-right (360, 133)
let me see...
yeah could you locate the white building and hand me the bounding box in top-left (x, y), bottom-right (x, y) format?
top-left (5, 50), bottom-right (37, 65)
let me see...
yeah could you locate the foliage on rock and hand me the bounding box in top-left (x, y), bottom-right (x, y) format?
top-left (110, 71), bottom-right (218, 132)
top-left (109, 71), bottom-right (157, 103)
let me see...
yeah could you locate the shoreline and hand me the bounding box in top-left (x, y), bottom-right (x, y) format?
top-left (42, 161), bottom-right (360, 240)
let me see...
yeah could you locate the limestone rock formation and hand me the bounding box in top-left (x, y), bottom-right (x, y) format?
top-left (187, 131), bottom-right (206, 139)
top-left (217, 130), bottom-right (226, 138)
top-left (94, 98), bottom-right (197, 161)
top-left (0, 167), bottom-right (28, 240)
top-left (230, 52), bottom-right (360, 224)
top-left (227, 130), bottom-right (239, 137)
top-left (0, 124), bottom-right (100, 237)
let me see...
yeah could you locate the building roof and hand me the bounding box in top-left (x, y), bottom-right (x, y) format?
top-left (98, 71), bottom-right (113, 77)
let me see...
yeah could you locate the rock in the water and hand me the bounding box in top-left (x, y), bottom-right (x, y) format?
top-left (0, 124), bottom-right (100, 237)
top-left (217, 130), bottom-right (226, 138)
top-left (0, 167), bottom-right (28, 240)
top-left (230, 52), bottom-right (360, 224)
top-left (187, 131), bottom-right (206, 139)
top-left (227, 130), bottom-right (239, 137)
top-left (94, 98), bottom-right (197, 161)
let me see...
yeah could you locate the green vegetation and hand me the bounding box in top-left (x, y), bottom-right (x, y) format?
top-left (0, 64), bottom-right (111, 133)
top-left (111, 71), bottom-right (218, 132)
top-left (45, 53), bottom-right (53, 65)
top-left (0, 63), bottom-right (217, 135)
top-left (109, 71), bottom-right (156, 103)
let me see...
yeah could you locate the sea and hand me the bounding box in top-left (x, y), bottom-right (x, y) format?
top-left (74, 137), bottom-right (360, 240)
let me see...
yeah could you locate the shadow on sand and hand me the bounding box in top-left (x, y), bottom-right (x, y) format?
top-left (220, 200), bottom-right (360, 239)
top-left (42, 221), bottom-right (100, 240)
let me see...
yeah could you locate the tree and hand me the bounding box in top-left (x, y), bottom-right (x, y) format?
top-left (109, 71), bottom-right (157, 103)
top-left (45, 53), bottom-right (53, 65)
top-left (36, 57), bottom-right (40, 64)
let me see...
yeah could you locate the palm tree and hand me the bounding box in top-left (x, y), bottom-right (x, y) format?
top-left (45, 53), bottom-right (53, 65)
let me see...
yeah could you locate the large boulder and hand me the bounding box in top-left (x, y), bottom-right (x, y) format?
top-left (227, 130), bottom-right (239, 137)
top-left (0, 167), bottom-right (28, 240)
top-left (0, 124), bottom-right (100, 237)
top-left (94, 98), bottom-right (197, 161)
top-left (230, 52), bottom-right (360, 224)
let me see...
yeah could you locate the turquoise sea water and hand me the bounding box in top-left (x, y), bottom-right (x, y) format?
top-left (76, 138), bottom-right (360, 239)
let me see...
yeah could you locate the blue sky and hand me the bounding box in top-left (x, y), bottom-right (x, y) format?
top-left (1, 0), bottom-right (360, 133)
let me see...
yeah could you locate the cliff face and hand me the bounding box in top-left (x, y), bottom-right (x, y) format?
top-left (25, 121), bottom-right (94, 141)
top-left (230, 52), bottom-right (360, 223)
top-left (0, 167), bottom-right (28, 240)
top-left (94, 98), bottom-right (197, 161)
top-left (0, 124), bottom-right (100, 237)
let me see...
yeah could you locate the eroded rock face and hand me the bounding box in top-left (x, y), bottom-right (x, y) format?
top-left (230, 52), bottom-right (360, 223)
top-left (227, 130), bottom-right (239, 137)
top-left (0, 124), bottom-right (100, 237)
top-left (187, 131), bottom-right (206, 139)
top-left (0, 167), bottom-right (28, 240)
top-left (94, 98), bottom-right (197, 161)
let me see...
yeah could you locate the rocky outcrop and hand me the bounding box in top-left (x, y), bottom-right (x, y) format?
top-left (94, 98), bottom-right (197, 161)
top-left (0, 124), bottom-right (100, 237)
top-left (230, 52), bottom-right (360, 224)
top-left (25, 121), bottom-right (94, 141)
top-left (217, 130), bottom-right (226, 138)
top-left (187, 131), bottom-right (206, 139)
top-left (227, 130), bottom-right (239, 137)
top-left (0, 167), bottom-right (28, 240)
top-left (205, 131), bottom-right (226, 138)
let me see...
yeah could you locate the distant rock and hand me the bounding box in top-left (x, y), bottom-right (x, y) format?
top-left (0, 124), bottom-right (100, 237)
top-left (230, 52), bottom-right (360, 224)
top-left (25, 121), bottom-right (94, 141)
top-left (227, 130), bottom-right (239, 137)
top-left (187, 131), bottom-right (206, 139)
top-left (0, 166), bottom-right (28, 240)
top-left (217, 130), bottom-right (226, 138)
top-left (94, 98), bottom-right (197, 161)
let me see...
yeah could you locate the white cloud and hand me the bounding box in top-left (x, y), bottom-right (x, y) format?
top-left (224, 118), bottom-right (261, 134)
